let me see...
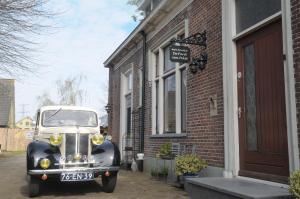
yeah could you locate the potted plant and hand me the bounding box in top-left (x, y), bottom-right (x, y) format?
top-left (158, 143), bottom-right (174, 159)
top-left (175, 154), bottom-right (207, 187)
top-left (158, 166), bottom-right (169, 181)
top-left (150, 168), bottom-right (159, 180)
top-left (289, 170), bottom-right (300, 198)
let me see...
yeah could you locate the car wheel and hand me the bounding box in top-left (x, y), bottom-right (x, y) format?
top-left (28, 175), bottom-right (40, 197)
top-left (101, 173), bottom-right (117, 193)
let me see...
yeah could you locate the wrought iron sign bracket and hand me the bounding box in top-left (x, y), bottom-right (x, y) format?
top-left (170, 31), bottom-right (208, 73)
top-left (170, 31), bottom-right (207, 49)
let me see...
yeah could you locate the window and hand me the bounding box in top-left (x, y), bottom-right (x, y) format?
top-left (164, 74), bottom-right (176, 133)
top-left (125, 94), bottom-right (132, 137)
top-left (155, 81), bottom-right (159, 134)
top-left (155, 52), bottom-right (159, 77)
top-left (235, 0), bottom-right (281, 33)
top-left (164, 44), bottom-right (176, 72)
top-left (152, 32), bottom-right (187, 135)
top-left (126, 71), bottom-right (133, 91)
top-left (124, 69), bottom-right (133, 137)
top-left (181, 69), bottom-right (187, 132)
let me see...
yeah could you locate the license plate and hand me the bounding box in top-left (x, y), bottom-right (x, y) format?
top-left (60, 172), bottom-right (94, 182)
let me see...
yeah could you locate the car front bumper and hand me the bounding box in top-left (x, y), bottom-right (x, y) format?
top-left (28, 166), bottom-right (120, 175)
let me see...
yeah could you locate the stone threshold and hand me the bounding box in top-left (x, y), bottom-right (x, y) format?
top-left (185, 177), bottom-right (292, 199)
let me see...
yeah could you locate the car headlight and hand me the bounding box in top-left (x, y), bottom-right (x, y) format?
top-left (50, 134), bottom-right (63, 146)
top-left (40, 158), bottom-right (51, 169)
top-left (91, 134), bottom-right (104, 145)
top-left (106, 135), bottom-right (112, 141)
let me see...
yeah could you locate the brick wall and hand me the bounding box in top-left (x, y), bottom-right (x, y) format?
top-left (143, 0), bottom-right (224, 167)
top-left (107, 0), bottom-right (224, 168)
top-left (108, 45), bottom-right (143, 156)
top-left (291, 0), bottom-right (300, 157)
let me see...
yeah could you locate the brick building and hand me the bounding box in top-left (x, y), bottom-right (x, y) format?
top-left (104, 0), bottom-right (300, 188)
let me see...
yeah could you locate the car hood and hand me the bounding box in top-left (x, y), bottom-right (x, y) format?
top-left (39, 126), bottom-right (99, 134)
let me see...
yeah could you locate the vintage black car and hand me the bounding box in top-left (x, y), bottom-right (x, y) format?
top-left (26, 106), bottom-right (120, 197)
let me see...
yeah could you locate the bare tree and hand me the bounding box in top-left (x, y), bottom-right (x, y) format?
top-left (0, 0), bottom-right (53, 76)
top-left (56, 75), bottom-right (86, 106)
top-left (37, 75), bottom-right (87, 107)
top-left (36, 92), bottom-right (55, 108)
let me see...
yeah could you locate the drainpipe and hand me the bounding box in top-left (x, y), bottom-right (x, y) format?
top-left (140, 30), bottom-right (146, 157)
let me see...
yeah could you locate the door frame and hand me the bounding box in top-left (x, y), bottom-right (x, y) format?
top-left (119, 65), bottom-right (134, 160)
top-left (222, 0), bottom-right (299, 179)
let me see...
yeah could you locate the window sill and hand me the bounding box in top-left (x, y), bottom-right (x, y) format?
top-left (150, 133), bottom-right (187, 138)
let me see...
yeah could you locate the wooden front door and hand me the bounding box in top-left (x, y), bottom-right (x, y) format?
top-left (237, 20), bottom-right (289, 182)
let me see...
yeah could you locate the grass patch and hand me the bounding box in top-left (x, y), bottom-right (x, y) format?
top-left (0, 151), bottom-right (25, 158)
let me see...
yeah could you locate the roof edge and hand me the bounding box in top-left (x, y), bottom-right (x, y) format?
top-left (103, 0), bottom-right (170, 67)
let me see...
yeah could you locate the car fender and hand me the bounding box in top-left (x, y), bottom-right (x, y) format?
top-left (27, 140), bottom-right (61, 171)
top-left (92, 141), bottom-right (120, 167)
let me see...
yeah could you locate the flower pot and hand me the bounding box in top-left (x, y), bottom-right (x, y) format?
top-left (160, 154), bottom-right (175, 160)
top-left (178, 173), bottom-right (199, 188)
top-left (158, 174), bottom-right (168, 182)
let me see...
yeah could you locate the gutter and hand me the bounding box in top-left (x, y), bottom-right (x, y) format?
top-left (140, 31), bottom-right (146, 157)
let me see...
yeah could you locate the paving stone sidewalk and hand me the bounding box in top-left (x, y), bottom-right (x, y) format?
top-left (0, 154), bottom-right (189, 199)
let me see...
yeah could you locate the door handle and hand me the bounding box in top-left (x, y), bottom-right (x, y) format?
top-left (238, 107), bottom-right (242, 118)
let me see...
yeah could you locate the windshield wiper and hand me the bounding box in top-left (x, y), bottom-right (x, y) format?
top-left (44, 108), bottom-right (62, 122)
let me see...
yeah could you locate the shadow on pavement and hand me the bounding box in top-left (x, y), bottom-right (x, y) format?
top-left (20, 178), bottom-right (104, 197)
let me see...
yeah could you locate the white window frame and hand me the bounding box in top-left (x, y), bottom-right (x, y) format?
top-left (151, 30), bottom-right (187, 135)
top-left (119, 65), bottom-right (134, 160)
top-left (222, 0), bottom-right (299, 180)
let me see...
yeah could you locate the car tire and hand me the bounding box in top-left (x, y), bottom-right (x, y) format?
top-left (28, 175), bottom-right (40, 197)
top-left (101, 173), bottom-right (117, 193)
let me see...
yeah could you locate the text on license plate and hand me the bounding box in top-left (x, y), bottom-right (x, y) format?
top-left (61, 172), bottom-right (94, 181)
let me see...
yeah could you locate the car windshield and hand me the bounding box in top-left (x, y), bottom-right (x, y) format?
top-left (42, 110), bottom-right (98, 127)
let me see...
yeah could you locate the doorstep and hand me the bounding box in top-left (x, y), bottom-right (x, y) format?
top-left (185, 177), bottom-right (292, 199)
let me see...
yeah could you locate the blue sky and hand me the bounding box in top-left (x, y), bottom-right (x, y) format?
top-left (14, 0), bottom-right (139, 120)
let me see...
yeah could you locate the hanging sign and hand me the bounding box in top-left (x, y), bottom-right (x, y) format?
top-left (170, 45), bottom-right (190, 63)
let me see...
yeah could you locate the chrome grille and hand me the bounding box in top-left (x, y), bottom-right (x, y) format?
top-left (65, 133), bottom-right (89, 162)
top-left (79, 134), bottom-right (89, 156)
top-left (65, 134), bottom-right (76, 157)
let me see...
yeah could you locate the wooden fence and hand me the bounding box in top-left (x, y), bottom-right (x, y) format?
top-left (0, 128), bottom-right (30, 151)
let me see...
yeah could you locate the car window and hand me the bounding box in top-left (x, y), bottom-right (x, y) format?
top-left (42, 110), bottom-right (98, 127)
top-left (35, 112), bottom-right (40, 130)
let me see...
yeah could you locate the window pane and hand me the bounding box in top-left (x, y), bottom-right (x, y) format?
top-left (181, 69), bottom-right (187, 132)
top-left (155, 52), bottom-right (159, 77)
top-left (244, 44), bottom-right (257, 151)
top-left (126, 94), bottom-right (132, 137)
top-left (127, 71), bottom-right (132, 91)
top-left (155, 81), bottom-right (159, 134)
top-left (164, 74), bottom-right (176, 133)
top-left (164, 45), bottom-right (176, 72)
top-left (235, 0), bottom-right (281, 33)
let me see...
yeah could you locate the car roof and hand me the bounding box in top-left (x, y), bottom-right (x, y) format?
top-left (40, 105), bottom-right (99, 113)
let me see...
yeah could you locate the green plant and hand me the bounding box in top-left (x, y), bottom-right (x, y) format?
top-left (289, 170), bottom-right (300, 198)
top-left (151, 168), bottom-right (159, 177)
top-left (175, 154), bottom-right (207, 176)
top-left (159, 166), bottom-right (169, 176)
top-left (158, 143), bottom-right (172, 157)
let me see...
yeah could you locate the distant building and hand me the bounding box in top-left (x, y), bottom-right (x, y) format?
top-left (16, 117), bottom-right (35, 130)
top-left (0, 79), bottom-right (15, 128)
